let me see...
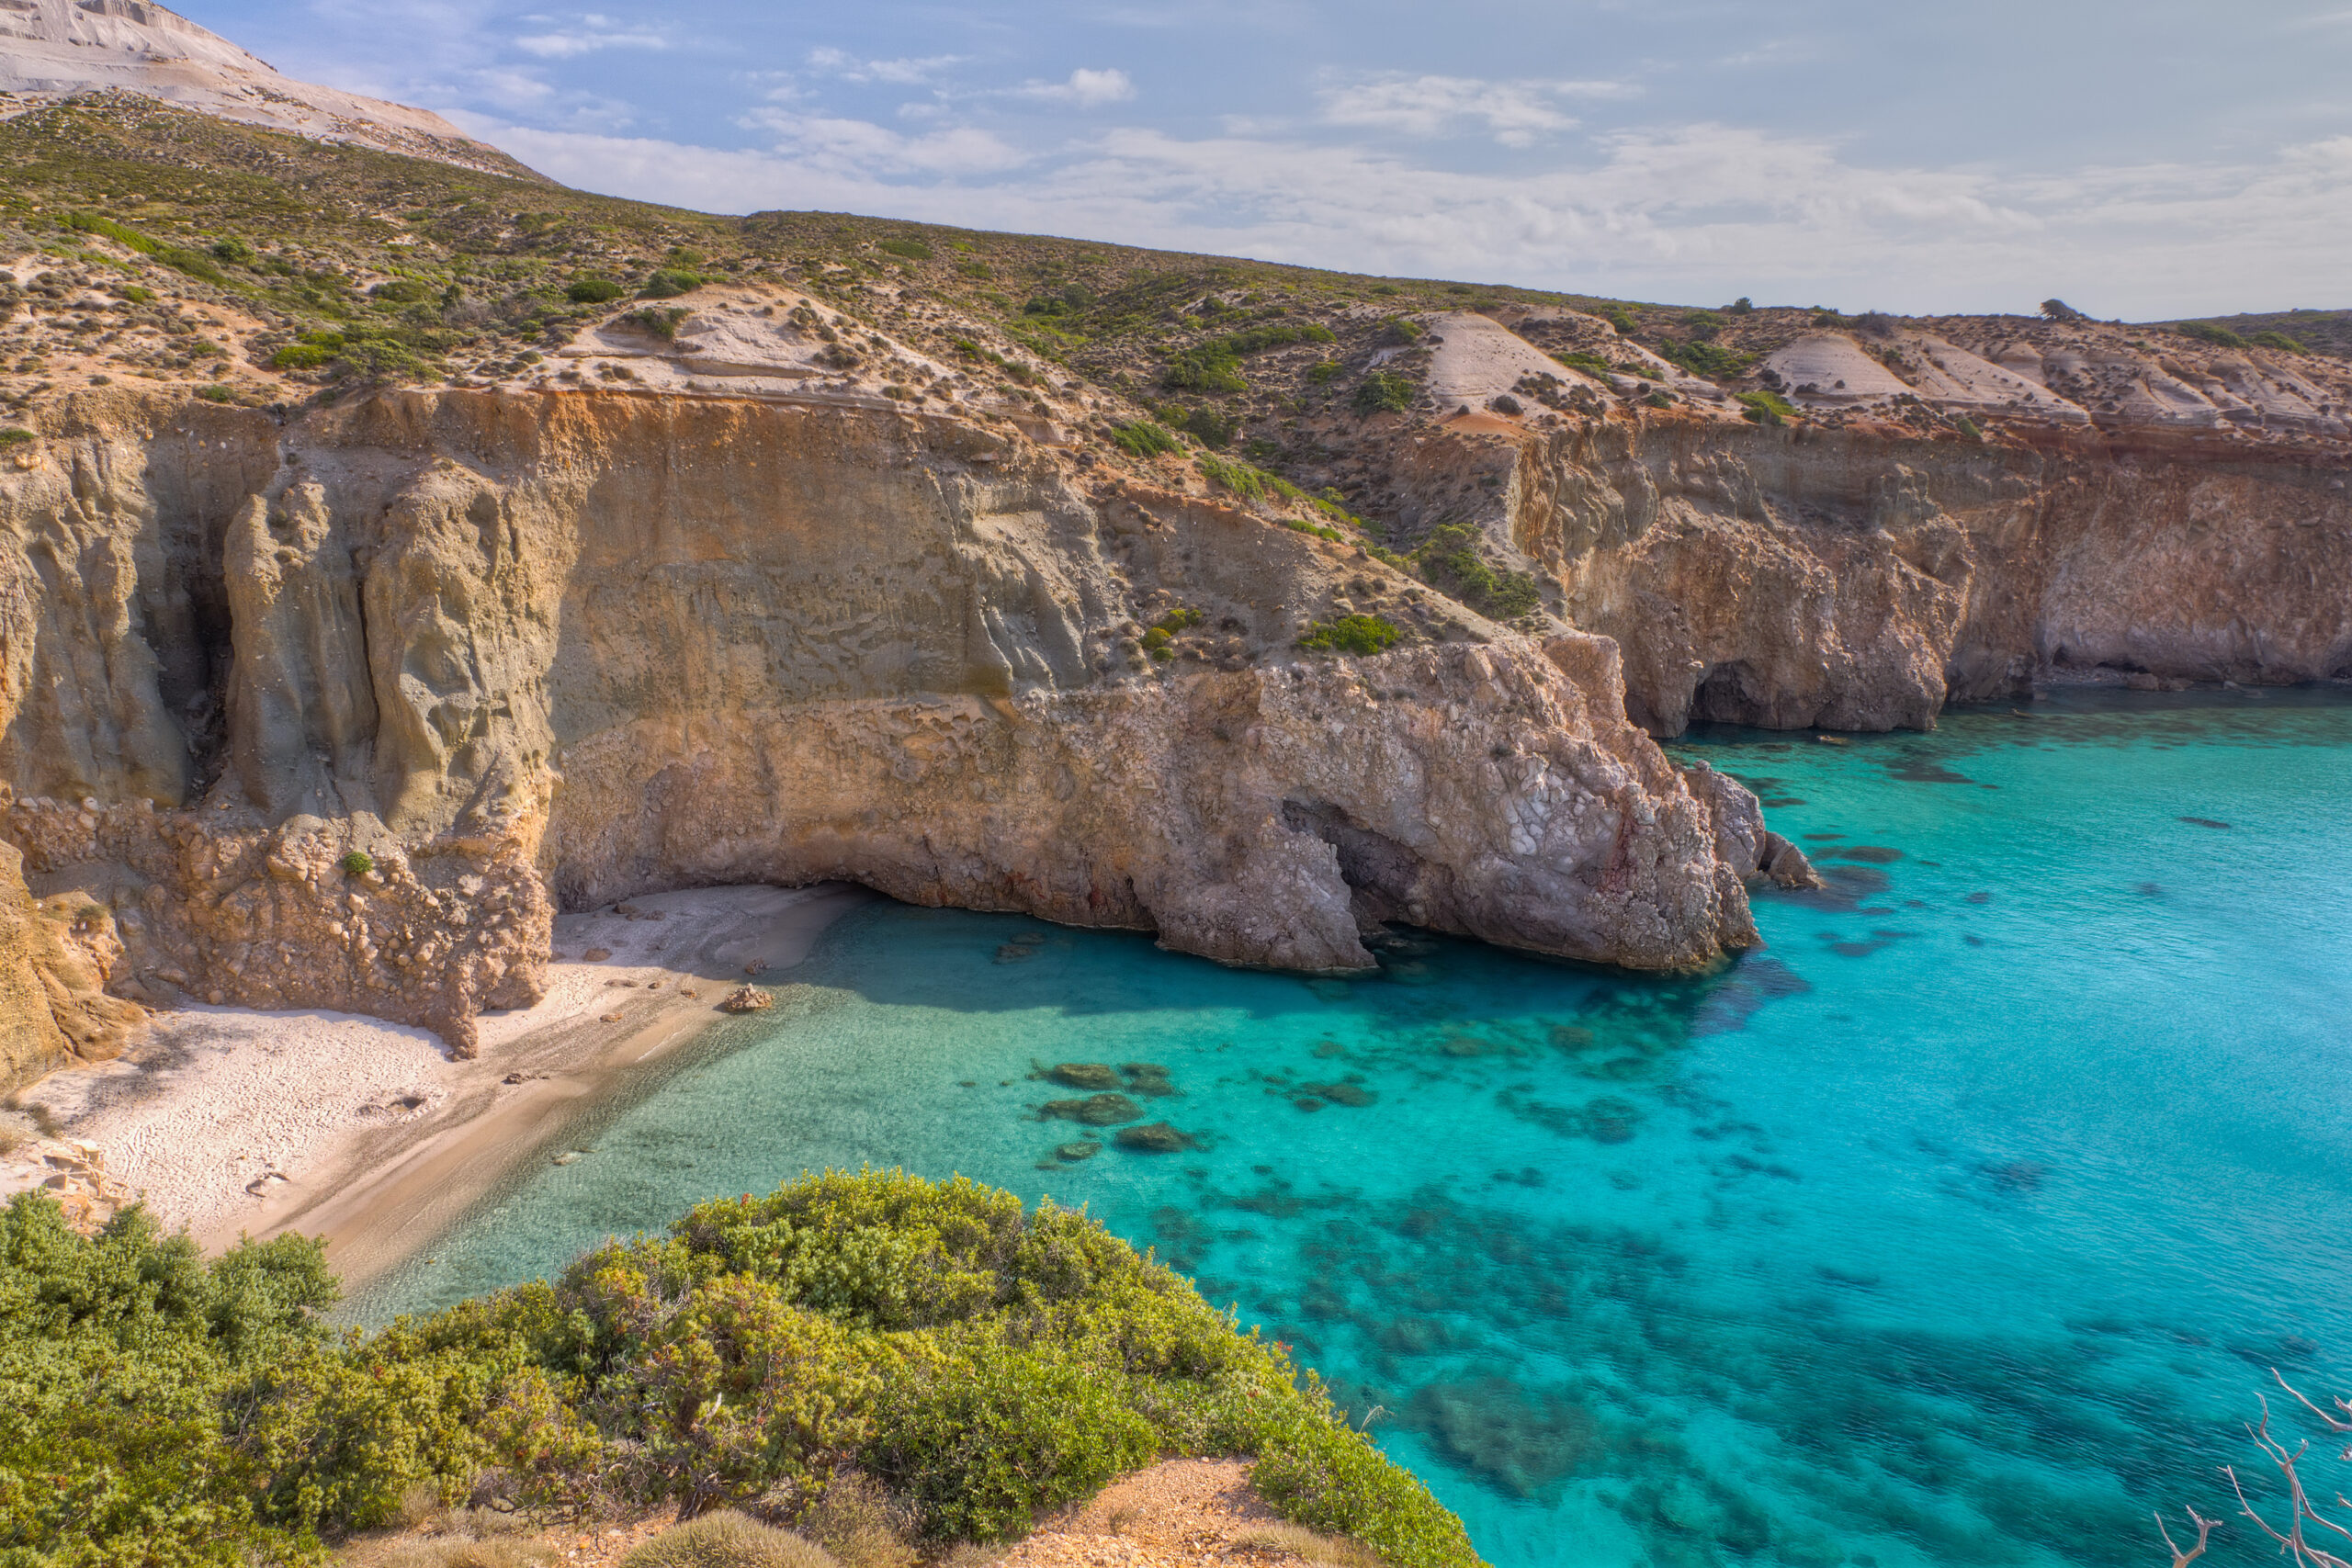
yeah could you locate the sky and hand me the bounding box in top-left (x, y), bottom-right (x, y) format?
top-left (185, 0), bottom-right (2352, 319)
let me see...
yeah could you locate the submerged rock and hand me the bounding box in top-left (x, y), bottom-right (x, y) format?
top-left (1302, 1080), bottom-right (1377, 1108)
top-left (1115, 1122), bottom-right (1195, 1153)
top-left (1042, 1092), bottom-right (1144, 1126)
top-left (1120, 1062), bottom-right (1177, 1097)
top-left (1047, 1062), bottom-right (1121, 1089)
top-left (1055, 1141), bottom-right (1102, 1162)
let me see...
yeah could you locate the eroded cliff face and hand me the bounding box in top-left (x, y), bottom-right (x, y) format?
top-left (1396, 413), bottom-right (2352, 736)
top-left (0, 388), bottom-right (1770, 1067)
top-left (1363, 310), bottom-right (2352, 738)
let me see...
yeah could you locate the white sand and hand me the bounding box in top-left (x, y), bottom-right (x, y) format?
top-left (1, 883), bottom-right (873, 1270)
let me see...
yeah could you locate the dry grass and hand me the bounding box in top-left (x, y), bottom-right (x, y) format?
top-left (1231, 1522), bottom-right (1392, 1568)
top-left (793, 1474), bottom-right (918, 1568)
top-left (618, 1510), bottom-right (840, 1568)
top-left (367, 1540), bottom-right (553, 1568)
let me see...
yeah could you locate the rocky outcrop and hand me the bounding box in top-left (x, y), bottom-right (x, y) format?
top-left (0, 387), bottom-right (1769, 1066)
top-left (0, 839), bottom-right (144, 1085)
top-left (1364, 314), bottom-right (2352, 737)
top-left (1380, 406), bottom-right (2351, 736)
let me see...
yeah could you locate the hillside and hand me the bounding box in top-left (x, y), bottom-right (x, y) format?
top-left (0, 0), bottom-right (535, 177)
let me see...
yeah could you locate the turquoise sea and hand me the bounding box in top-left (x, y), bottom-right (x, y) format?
top-left (362, 689), bottom-right (2352, 1568)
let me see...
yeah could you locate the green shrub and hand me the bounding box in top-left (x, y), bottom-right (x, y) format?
top-left (0, 428), bottom-right (33, 447)
top-left (955, 261), bottom-right (992, 279)
top-left (623, 1510), bottom-right (842, 1567)
top-left (568, 276), bottom-right (625, 303)
top-left (641, 269), bottom-right (704, 299)
top-left (1165, 404), bottom-right (1238, 448)
top-left (1306, 360), bottom-right (1341, 384)
top-left (0, 1196), bottom-right (338, 1566)
top-left (1111, 420), bottom-right (1182, 458)
top-left (2178, 321), bottom-right (2249, 349)
top-left (628, 308), bottom-right (693, 340)
top-left (866, 1335), bottom-right (1156, 1540)
top-left (335, 338), bottom-right (435, 386)
top-left (1412, 524), bottom-right (1542, 620)
top-left (340, 851), bottom-right (374, 876)
top-left (1157, 606), bottom-right (1205, 633)
top-left (0, 1176), bottom-right (1482, 1568)
top-left (1736, 389), bottom-right (1797, 426)
top-left (1352, 371), bottom-right (1414, 415)
top-left (1296, 615), bottom-right (1401, 656)
top-left (876, 238), bottom-right (933, 262)
top-left (1598, 304), bottom-right (1638, 335)
top-left (1163, 321), bottom-right (1335, 394)
top-left (1199, 452), bottom-right (1270, 499)
top-left (119, 284), bottom-right (155, 304)
top-left (1381, 316), bottom-right (1421, 344)
top-left (270, 340), bottom-right (339, 369)
top-left (2251, 330), bottom-right (2308, 354)
top-left (63, 211), bottom-right (157, 254)
top-left (1657, 337), bottom-right (1748, 379)
top-left (1162, 347), bottom-right (1248, 395)
top-left (1952, 415), bottom-right (1984, 441)
top-left (1552, 350), bottom-right (1610, 376)
top-left (155, 246), bottom-right (230, 285)
top-left (196, 384), bottom-right (234, 403)
top-left (1726, 296), bottom-right (1754, 314)
top-left (212, 237), bottom-right (256, 265)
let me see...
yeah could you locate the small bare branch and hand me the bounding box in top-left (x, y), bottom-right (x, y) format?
top-left (2155, 1506), bottom-right (2217, 1568)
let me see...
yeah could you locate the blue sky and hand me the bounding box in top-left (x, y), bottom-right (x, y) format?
top-left (191, 1), bottom-right (2352, 318)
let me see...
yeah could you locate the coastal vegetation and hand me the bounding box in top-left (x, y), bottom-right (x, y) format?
top-left (0, 1172), bottom-right (1479, 1567)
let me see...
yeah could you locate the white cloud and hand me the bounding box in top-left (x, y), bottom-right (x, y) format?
top-left (804, 48), bottom-right (965, 85)
top-left (1319, 73), bottom-right (1637, 147)
top-left (514, 26), bottom-right (666, 59)
top-left (737, 107), bottom-right (1025, 175)
top-left (448, 108), bottom-right (2352, 319)
top-left (1009, 67), bottom-right (1136, 107)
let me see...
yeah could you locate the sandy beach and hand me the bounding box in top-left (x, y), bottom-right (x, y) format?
top-left (0, 882), bottom-right (873, 1291)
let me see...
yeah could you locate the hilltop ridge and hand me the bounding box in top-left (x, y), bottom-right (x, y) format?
top-left (0, 0), bottom-right (540, 178)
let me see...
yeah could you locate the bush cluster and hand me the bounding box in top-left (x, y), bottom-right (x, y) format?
top-left (2178, 321), bottom-right (2249, 349)
top-left (1735, 389), bottom-right (1797, 427)
top-left (1352, 371), bottom-right (1414, 416)
top-left (0, 1174), bottom-right (1480, 1567)
top-left (1296, 615), bottom-right (1402, 657)
top-left (1162, 321), bottom-right (1336, 394)
top-left (1110, 420), bottom-right (1182, 458)
top-left (1410, 524), bottom-right (1541, 621)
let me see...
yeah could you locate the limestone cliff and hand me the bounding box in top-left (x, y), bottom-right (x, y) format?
top-left (0, 385), bottom-right (1768, 1066)
top-left (1343, 311), bottom-right (2352, 736)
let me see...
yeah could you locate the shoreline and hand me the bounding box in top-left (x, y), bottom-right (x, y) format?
top-left (2, 883), bottom-right (874, 1294)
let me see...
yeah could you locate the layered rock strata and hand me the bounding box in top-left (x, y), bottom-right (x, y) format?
top-left (1381, 393), bottom-right (2351, 736)
top-left (0, 388), bottom-right (1770, 1069)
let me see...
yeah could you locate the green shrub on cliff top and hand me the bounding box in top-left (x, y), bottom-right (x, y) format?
top-left (0, 1173), bottom-right (1481, 1568)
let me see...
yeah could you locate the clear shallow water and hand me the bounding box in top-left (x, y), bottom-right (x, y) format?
top-left (362, 689), bottom-right (2352, 1568)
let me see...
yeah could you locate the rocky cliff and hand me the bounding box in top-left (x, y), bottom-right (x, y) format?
top-left (0, 382), bottom-right (1773, 1066)
top-left (1334, 310), bottom-right (2352, 736)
